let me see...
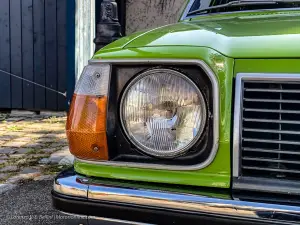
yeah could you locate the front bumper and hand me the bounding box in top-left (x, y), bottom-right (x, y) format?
top-left (52, 169), bottom-right (300, 225)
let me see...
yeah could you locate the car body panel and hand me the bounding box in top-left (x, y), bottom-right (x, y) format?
top-left (235, 59), bottom-right (300, 75)
top-left (78, 47), bottom-right (233, 188)
top-left (77, 9), bottom-right (300, 189)
top-left (54, 3), bottom-right (300, 223)
top-left (98, 10), bottom-right (300, 59)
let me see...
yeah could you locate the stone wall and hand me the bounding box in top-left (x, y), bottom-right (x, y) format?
top-left (126, 0), bottom-right (186, 34)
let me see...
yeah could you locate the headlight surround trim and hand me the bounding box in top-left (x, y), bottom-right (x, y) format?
top-left (83, 59), bottom-right (219, 171)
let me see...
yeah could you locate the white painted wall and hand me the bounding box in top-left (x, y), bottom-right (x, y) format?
top-left (75, 0), bottom-right (95, 81)
top-left (126, 0), bottom-right (186, 34)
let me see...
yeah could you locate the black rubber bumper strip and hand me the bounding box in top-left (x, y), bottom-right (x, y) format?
top-left (52, 190), bottom-right (294, 225)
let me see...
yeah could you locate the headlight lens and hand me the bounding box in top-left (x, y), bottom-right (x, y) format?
top-left (120, 69), bottom-right (207, 158)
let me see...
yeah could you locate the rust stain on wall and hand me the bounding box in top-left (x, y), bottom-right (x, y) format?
top-left (126, 0), bottom-right (186, 34)
top-left (158, 0), bottom-right (176, 13)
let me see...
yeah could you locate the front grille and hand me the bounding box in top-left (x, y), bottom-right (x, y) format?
top-left (240, 78), bottom-right (300, 181)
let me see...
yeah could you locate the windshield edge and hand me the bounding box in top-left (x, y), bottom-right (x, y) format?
top-left (181, 0), bottom-right (300, 20)
top-left (180, 0), bottom-right (197, 20)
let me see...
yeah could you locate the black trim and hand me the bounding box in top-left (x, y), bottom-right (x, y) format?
top-left (230, 77), bottom-right (236, 193)
top-left (106, 64), bottom-right (214, 166)
top-left (52, 191), bottom-right (293, 225)
top-left (233, 177), bottom-right (300, 206)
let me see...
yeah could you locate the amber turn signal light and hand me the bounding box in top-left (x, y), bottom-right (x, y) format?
top-left (66, 64), bottom-right (111, 161)
top-left (66, 94), bottom-right (108, 160)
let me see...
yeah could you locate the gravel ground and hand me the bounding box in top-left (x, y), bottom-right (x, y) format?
top-left (0, 180), bottom-right (83, 225)
top-left (0, 112), bottom-right (73, 186)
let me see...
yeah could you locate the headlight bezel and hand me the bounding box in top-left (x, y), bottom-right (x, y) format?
top-left (119, 68), bottom-right (208, 159)
top-left (77, 59), bottom-right (219, 171)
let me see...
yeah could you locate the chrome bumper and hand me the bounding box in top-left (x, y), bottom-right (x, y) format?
top-left (53, 170), bottom-right (300, 224)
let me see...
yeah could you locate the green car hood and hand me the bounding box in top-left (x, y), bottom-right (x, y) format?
top-left (100, 11), bottom-right (300, 58)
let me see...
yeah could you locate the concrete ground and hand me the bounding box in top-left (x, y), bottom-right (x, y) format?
top-left (0, 180), bottom-right (66, 225)
top-left (0, 180), bottom-right (126, 225)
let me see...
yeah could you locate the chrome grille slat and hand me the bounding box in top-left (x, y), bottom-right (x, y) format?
top-left (243, 147), bottom-right (300, 155)
top-left (238, 76), bottom-right (300, 181)
top-left (245, 88), bottom-right (300, 93)
top-left (244, 98), bottom-right (300, 104)
top-left (243, 118), bottom-right (300, 125)
top-left (243, 138), bottom-right (300, 146)
top-left (243, 157), bottom-right (300, 165)
top-left (242, 166), bottom-right (300, 174)
top-left (244, 108), bottom-right (300, 114)
top-left (243, 128), bottom-right (300, 135)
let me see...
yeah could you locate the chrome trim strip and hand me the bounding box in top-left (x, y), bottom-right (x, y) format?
top-left (180, 0), bottom-right (196, 21)
top-left (89, 216), bottom-right (152, 225)
top-left (53, 173), bottom-right (88, 198)
top-left (84, 59), bottom-right (219, 171)
top-left (233, 73), bottom-right (300, 178)
top-left (54, 173), bottom-right (300, 224)
top-left (232, 73), bottom-right (243, 177)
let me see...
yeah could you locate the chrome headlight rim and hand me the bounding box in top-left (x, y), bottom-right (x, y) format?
top-left (119, 68), bottom-right (208, 159)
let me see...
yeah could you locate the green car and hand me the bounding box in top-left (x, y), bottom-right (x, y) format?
top-left (52, 0), bottom-right (300, 224)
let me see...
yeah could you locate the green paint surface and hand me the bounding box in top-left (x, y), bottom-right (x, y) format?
top-left (76, 9), bottom-right (300, 190)
top-left (235, 59), bottom-right (300, 74)
top-left (99, 10), bottom-right (300, 58)
top-left (78, 47), bottom-right (233, 188)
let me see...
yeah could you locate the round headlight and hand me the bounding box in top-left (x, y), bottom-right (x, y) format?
top-left (120, 69), bottom-right (207, 158)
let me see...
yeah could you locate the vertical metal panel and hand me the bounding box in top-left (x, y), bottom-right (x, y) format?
top-left (57, 0), bottom-right (67, 110)
top-left (0, 0), bottom-right (11, 108)
top-left (75, 0), bottom-right (95, 81)
top-left (45, 0), bottom-right (58, 110)
top-left (33, 0), bottom-right (46, 110)
top-left (90, 0), bottom-right (95, 52)
top-left (22, 0), bottom-right (34, 109)
top-left (10, 0), bottom-right (23, 108)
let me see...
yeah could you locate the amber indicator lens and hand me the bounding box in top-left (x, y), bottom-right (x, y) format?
top-left (66, 94), bottom-right (108, 160)
top-left (120, 69), bottom-right (207, 158)
top-left (66, 64), bottom-right (111, 161)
